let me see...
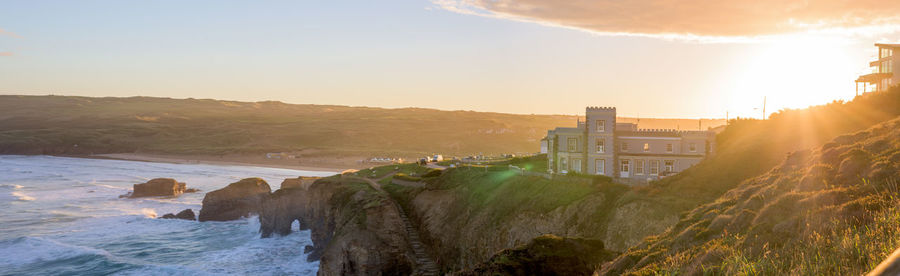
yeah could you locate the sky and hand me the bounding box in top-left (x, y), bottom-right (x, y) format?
top-left (1, 1), bottom-right (900, 119)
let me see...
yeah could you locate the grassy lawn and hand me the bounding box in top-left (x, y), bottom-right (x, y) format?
top-left (435, 166), bottom-right (625, 221)
top-left (354, 163), bottom-right (432, 179)
top-left (476, 154), bottom-right (549, 173)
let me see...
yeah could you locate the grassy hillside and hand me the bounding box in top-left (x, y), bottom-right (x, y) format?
top-left (0, 95), bottom-right (719, 160)
top-left (631, 87), bottom-right (900, 212)
top-left (602, 115), bottom-right (900, 275)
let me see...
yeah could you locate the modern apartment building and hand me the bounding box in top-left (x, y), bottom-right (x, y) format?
top-left (544, 107), bottom-right (715, 184)
top-left (857, 43), bottom-right (900, 94)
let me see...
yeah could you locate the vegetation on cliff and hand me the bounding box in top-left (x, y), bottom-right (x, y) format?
top-left (367, 88), bottom-right (900, 274)
top-left (628, 87), bottom-right (900, 215)
top-left (603, 115), bottom-right (900, 275)
top-left (462, 235), bottom-right (616, 276)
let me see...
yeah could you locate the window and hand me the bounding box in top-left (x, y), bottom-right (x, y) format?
top-left (643, 143), bottom-right (650, 152)
top-left (573, 159), bottom-right (582, 173)
top-left (560, 158), bottom-right (567, 171)
top-left (882, 48), bottom-right (894, 59)
top-left (596, 120), bottom-right (605, 132)
top-left (689, 143), bottom-right (697, 152)
top-left (666, 143), bottom-right (673, 153)
top-left (596, 138), bottom-right (605, 153)
top-left (567, 138), bottom-right (577, 152)
top-left (621, 160), bottom-right (630, 172)
top-left (665, 160), bottom-right (675, 172)
top-left (650, 160), bottom-right (659, 175)
top-left (635, 160), bottom-right (644, 174)
top-left (595, 159), bottom-right (605, 175)
top-left (621, 142), bottom-right (629, 151)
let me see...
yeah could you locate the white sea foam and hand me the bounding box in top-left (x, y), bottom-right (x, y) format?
top-left (1, 184), bottom-right (24, 189)
top-left (0, 236), bottom-right (110, 267)
top-left (0, 155), bottom-right (329, 275)
top-left (141, 208), bottom-right (157, 218)
top-left (12, 192), bottom-right (35, 201)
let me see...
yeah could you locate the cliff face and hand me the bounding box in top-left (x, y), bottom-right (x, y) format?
top-left (399, 169), bottom-right (680, 272)
top-left (460, 235), bottom-right (616, 276)
top-left (258, 177), bottom-right (415, 275)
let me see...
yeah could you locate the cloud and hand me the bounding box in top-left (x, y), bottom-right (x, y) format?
top-left (433, 0), bottom-right (900, 39)
top-left (0, 52), bottom-right (12, 56)
top-left (0, 28), bottom-right (22, 38)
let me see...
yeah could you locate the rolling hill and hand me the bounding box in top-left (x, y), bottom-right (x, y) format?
top-left (0, 95), bottom-right (722, 164)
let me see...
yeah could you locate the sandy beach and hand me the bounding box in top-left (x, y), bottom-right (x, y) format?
top-left (82, 153), bottom-right (354, 173)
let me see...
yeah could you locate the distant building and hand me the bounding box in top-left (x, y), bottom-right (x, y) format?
top-left (539, 138), bottom-right (549, 154)
top-left (857, 43), bottom-right (899, 94)
top-left (544, 107), bottom-right (715, 185)
top-left (266, 152), bottom-right (286, 159)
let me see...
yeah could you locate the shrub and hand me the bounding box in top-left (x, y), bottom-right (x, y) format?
top-left (393, 173), bottom-right (422, 182)
top-left (422, 168), bottom-right (442, 178)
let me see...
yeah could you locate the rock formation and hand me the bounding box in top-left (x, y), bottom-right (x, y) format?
top-left (258, 176), bottom-right (416, 275)
top-left (461, 235), bottom-right (615, 276)
top-left (160, 209), bottom-right (196, 220)
top-left (279, 176), bottom-right (321, 190)
top-left (129, 178), bottom-right (186, 198)
top-left (198, 178), bottom-right (271, 222)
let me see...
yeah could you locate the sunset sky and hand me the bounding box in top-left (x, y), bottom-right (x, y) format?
top-left (2, 1), bottom-right (900, 118)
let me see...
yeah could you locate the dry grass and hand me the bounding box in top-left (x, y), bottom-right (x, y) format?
top-left (602, 114), bottom-right (900, 275)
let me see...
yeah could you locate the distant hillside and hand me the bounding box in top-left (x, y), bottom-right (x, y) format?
top-left (0, 95), bottom-right (721, 160)
top-left (602, 115), bottom-right (900, 275)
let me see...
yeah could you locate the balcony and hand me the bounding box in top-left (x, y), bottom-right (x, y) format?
top-left (857, 72), bottom-right (893, 83)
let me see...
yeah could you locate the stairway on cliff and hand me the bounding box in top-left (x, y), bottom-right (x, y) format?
top-left (345, 173), bottom-right (440, 275)
top-left (397, 206), bottom-right (440, 276)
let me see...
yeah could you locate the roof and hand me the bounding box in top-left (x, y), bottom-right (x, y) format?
top-left (616, 130), bottom-right (681, 137)
top-left (857, 72), bottom-right (893, 83)
top-left (551, 127), bottom-right (584, 134)
top-left (875, 43), bottom-right (900, 48)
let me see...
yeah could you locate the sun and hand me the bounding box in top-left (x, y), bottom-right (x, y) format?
top-left (728, 35), bottom-right (861, 118)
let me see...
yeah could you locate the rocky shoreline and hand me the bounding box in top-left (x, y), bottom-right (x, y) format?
top-left (187, 167), bottom-right (677, 275)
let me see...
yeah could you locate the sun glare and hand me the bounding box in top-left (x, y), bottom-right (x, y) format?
top-left (729, 35), bottom-right (861, 118)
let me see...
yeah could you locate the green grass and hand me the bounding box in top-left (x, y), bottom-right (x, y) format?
top-left (433, 166), bottom-right (624, 223)
top-left (479, 154), bottom-right (549, 173)
top-left (354, 163), bottom-right (430, 179)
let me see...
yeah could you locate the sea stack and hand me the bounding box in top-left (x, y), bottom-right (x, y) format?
top-left (198, 178), bottom-right (271, 222)
top-left (129, 178), bottom-right (186, 198)
top-left (161, 209), bottom-right (196, 220)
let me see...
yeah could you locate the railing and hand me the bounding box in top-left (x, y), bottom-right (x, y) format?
top-left (508, 165), bottom-right (552, 179)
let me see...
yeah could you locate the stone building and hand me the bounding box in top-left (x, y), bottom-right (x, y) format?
top-left (544, 106), bottom-right (715, 184)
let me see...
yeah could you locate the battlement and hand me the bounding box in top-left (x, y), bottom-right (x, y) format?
top-left (635, 128), bottom-right (678, 133)
top-left (628, 128), bottom-right (713, 136)
top-left (585, 106), bottom-right (616, 112)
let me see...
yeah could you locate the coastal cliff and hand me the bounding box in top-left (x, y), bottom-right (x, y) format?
top-left (374, 167), bottom-right (679, 272)
top-left (258, 176), bottom-right (416, 275)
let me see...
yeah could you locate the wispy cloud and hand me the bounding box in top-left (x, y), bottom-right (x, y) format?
top-left (0, 28), bottom-right (22, 38)
top-left (0, 52), bottom-right (13, 56)
top-left (432, 0), bottom-right (900, 41)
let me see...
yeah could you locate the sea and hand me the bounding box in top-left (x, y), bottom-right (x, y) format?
top-left (0, 155), bottom-right (336, 276)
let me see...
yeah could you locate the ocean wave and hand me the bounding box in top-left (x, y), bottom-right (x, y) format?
top-left (1, 184), bottom-right (24, 189)
top-left (90, 182), bottom-right (130, 190)
top-left (12, 192), bottom-right (35, 201)
top-left (0, 236), bottom-right (111, 268)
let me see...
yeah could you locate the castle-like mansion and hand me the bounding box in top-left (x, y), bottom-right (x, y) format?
top-left (542, 107), bottom-right (715, 184)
